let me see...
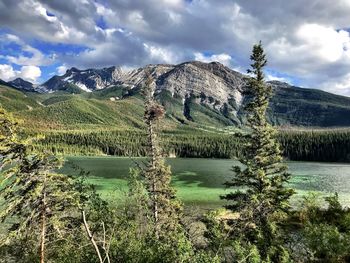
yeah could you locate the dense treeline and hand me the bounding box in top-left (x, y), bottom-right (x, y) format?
top-left (33, 129), bottom-right (244, 159)
top-left (33, 129), bottom-right (350, 162)
top-left (280, 129), bottom-right (350, 162)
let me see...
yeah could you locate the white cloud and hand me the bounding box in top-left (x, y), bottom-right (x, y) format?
top-left (0, 64), bottom-right (41, 83)
top-left (19, 65), bottom-right (41, 83)
top-left (318, 73), bottom-right (350, 96)
top-left (2, 0), bottom-right (350, 95)
top-left (266, 74), bottom-right (290, 83)
top-left (267, 23), bottom-right (350, 81)
top-left (194, 52), bottom-right (233, 66)
top-left (144, 43), bottom-right (179, 64)
top-left (57, 65), bottom-right (68, 75)
top-left (0, 64), bottom-right (17, 81)
top-left (295, 24), bottom-right (350, 63)
top-left (0, 33), bottom-right (53, 66)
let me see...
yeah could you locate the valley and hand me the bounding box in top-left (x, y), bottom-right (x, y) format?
top-left (2, 2), bottom-right (350, 261)
top-left (2, 61), bottom-right (350, 131)
top-left (2, 63), bottom-right (350, 163)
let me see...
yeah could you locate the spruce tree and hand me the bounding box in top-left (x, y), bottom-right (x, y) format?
top-left (222, 42), bottom-right (294, 260)
top-left (142, 73), bottom-right (182, 239)
top-left (0, 106), bottom-right (80, 263)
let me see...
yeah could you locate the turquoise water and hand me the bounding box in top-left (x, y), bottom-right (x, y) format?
top-left (61, 157), bottom-right (350, 207)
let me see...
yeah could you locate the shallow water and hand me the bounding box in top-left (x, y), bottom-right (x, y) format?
top-left (61, 157), bottom-right (350, 207)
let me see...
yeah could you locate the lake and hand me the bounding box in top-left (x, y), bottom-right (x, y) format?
top-left (61, 157), bottom-right (350, 208)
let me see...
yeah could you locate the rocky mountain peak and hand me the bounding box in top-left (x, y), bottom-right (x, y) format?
top-left (8, 78), bottom-right (36, 92)
top-left (40, 66), bottom-right (126, 92)
top-left (155, 61), bottom-right (244, 110)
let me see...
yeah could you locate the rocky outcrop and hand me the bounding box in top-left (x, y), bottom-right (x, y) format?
top-left (156, 61), bottom-right (244, 110)
top-left (39, 66), bottom-right (124, 92)
top-left (34, 61), bottom-right (296, 122)
top-left (8, 78), bottom-right (37, 92)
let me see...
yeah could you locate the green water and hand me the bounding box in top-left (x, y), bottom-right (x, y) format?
top-left (61, 157), bottom-right (350, 207)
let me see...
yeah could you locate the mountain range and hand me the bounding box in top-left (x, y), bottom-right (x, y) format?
top-left (1, 61), bottom-right (350, 129)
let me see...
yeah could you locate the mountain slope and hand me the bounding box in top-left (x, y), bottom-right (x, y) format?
top-left (8, 78), bottom-right (36, 92)
top-left (1, 61), bottom-right (350, 129)
top-left (0, 84), bottom-right (40, 111)
top-left (23, 97), bottom-right (145, 130)
top-left (39, 66), bottom-right (124, 92)
top-left (269, 85), bottom-right (350, 126)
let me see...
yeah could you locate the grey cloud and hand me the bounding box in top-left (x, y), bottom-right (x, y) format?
top-left (0, 0), bottom-right (350, 95)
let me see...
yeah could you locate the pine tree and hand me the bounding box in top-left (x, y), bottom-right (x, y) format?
top-left (222, 42), bottom-right (294, 260)
top-left (0, 106), bottom-right (80, 263)
top-left (142, 72), bottom-right (182, 239)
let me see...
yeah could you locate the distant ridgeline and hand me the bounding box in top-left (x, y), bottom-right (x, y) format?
top-left (1, 61), bottom-right (350, 162)
top-left (32, 129), bottom-right (350, 162)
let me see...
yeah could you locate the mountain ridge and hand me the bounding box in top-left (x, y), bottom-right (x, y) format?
top-left (8, 78), bottom-right (37, 92)
top-left (1, 61), bottom-right (350, 128)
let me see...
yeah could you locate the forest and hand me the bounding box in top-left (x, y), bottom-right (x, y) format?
top-left (34, 128), bottom-right (350, 162)
top-left (1, 43), bottom-right (350, 263)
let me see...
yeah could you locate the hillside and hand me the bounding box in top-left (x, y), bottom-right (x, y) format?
top-left (1, 61), bottom-right (350, 130)
top-left (269, 85), bottom-right (350, 126)
top-left (0, 84), bottom-right (40, 112)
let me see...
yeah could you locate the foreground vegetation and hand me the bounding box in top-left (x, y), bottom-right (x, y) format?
top-left (2, 43), bottom-right (350, 262)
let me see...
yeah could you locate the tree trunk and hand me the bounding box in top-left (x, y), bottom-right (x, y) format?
top-left (40, 180), bottom-right (47, 263)
top-left (82, 210), bottom-right (104, 263)
top-left (148, 120), bottom-right (159, 238)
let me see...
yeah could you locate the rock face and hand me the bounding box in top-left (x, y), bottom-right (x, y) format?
top-left (21, 61), bottom-right (350, 127)
top-left (39, 66), bottom-right (124, 92)
top-left (38, 62), bottom-right (245, 102)
top-left (0, 79), bottom-right (10, 86)
top-left (8, 78), bottom-right (36, 92)
top-left (37, 61), bottom-right (247, 112)
top-left (156, 61), bottom-right (244, 109)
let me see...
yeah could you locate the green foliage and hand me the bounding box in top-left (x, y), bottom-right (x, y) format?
top-left (3, 81), bottom-right (350, 162)
top-left (0, 106), bottom-right (85, 262)
top-left (24, 97), bottom-right (145, 130)
top-left (280, 129), bottom-right (350, 162)
top-left (0, 85), bottom-right (39, 112)
top-left (28, 127), bottom-right (350, 163)
top-left (142, 75), bottom-right (189, 246)
top-left (296, 193), bottom-right (350, 262)
top-left (33, 129), bottom-right (243, 159)
top-left (230, 241), bottom-right (261, 263)
top-left (304, 223), bottom-right (350, 262)
top-left (269, 85), bottom-right (350, 126)
top-left (222, 42), bottom-right (294, 261)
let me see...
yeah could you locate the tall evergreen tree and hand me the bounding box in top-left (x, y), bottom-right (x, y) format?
top-left (0, 106), bottom-right (80, 263)
top-left (142, 73), bottom-right (182, 239)
top-left (222, 42), bottom-right (294, 260)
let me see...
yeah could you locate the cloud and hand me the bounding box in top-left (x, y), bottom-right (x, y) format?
top-left (0, 33), bottom-right (53, 66)
top-left (296, 24), bottom-right (349, 63)
top-left (194, 52), bottom-right (233, 66)
top-left (0, 64), bottom-right (16, 81)
top-left (0, 64), bottom-right (41, 82)
top-left (144, 43), bottom-right (180, 64)
top-left (56, 65), bottom-right (67, 75)
top-left (267, 24), bottom-right (350, 73)
top-left (318, 73), bottom-right (350, 96)
top-left (266, 74), bottom-right (290, 83)
top-left (0, 0), bottom-right (100, 45)
top-left (19, 65), bottom-right (41, 82)
top-left (1, 0), bottom-right (350, 95)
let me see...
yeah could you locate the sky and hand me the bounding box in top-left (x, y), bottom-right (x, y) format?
top-left (0, 0), bottom-right (349, 96)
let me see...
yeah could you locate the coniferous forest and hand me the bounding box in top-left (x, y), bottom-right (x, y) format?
top-left (2, 42), bottom-right (350, 263)
top-left (33, 128), bottom-right (350, 162)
